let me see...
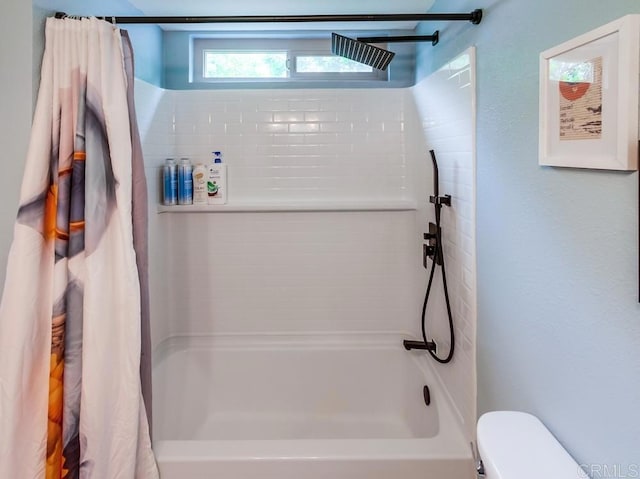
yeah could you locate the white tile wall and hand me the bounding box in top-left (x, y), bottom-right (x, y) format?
top-left (142, 88), bottom-right (412, 203)
top-left (161, 211), bottom-right (417, 338)
top-left (411, 48), bottom-right (477, 441)
top-left (133, 81), bottom-right (420, 347)
top-left (134, 70), bottom-right (476, 443)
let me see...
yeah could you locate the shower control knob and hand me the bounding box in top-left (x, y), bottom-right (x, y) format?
top-left (424, 245), bottom-right (436, 255)
top-left (429, 194), bottom-right (452, 207)
top-left (423, 244), bottom-right (436, 268)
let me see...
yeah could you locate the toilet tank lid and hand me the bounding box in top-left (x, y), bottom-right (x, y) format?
top-left (477, 411), bottom-right (580, 479)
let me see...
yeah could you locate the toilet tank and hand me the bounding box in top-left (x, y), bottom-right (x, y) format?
top-left (477, 411), bottom-right (581, 479)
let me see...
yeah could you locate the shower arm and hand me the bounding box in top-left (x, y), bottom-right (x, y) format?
top-left (357, 32), bottom-right (439, 46)
top-left (54, 10), bottom-right (482, 25)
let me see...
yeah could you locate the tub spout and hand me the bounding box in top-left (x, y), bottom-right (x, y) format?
top-left (403, 340), bottom-right (437, 352)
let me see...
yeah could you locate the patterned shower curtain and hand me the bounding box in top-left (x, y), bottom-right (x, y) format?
top-left (0, 17), bottom-right (158, 478)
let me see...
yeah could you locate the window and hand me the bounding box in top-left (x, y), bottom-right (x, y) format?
top-left (294, 55), bottom-right (373, 74)
top-left (203, 51), bottom-right (288, 79)
top-left (192, 38), bottom-right (387, 83)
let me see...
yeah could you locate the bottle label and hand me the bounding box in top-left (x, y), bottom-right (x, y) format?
top-left (207, 180), bottom-right (219, 196)
top-left (178, 165), bottom-right (193, 204)
top-left (193, 169), bottom-right (207, 204)
top-left (207, 166), bottom-right (222, 197)
top-left (163, 165), bottom-right (177, 205)
top-left (207, 164), bottom-right (226, 204)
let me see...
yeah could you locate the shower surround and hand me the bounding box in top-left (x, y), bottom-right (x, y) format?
top-left (134, 49), bottom-right (476, 476)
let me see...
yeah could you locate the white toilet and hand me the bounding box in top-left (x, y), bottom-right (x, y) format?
top-left (476, 411), bottom-right (581, 478)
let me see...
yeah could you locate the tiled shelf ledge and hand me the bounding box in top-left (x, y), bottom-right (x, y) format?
top-left (157, 199), bottom-right (417, 213)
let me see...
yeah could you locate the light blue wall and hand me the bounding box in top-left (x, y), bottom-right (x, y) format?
top-left (32, 0), bottom-right (163, 87)
top-left (125, 25), bottom-right (163, 87)
top-left (163, 30), bottom-right (416, 89)
top-left (0, 0), bottom-right (32, 292)
top-left (416, 0), bottom-right (640, 469)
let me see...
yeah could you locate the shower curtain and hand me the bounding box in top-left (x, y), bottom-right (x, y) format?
top-left (0, 17), bottom-right (158, 478)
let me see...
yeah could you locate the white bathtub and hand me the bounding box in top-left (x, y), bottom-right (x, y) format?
top-left (152, 333), bottom-right (473, 479)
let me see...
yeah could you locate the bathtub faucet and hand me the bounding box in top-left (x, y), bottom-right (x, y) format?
top-left (403, 340), bottom-right (437, 352)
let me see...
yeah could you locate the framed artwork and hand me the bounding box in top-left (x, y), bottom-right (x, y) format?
top-left (539, 15), bottom-right (640, 170)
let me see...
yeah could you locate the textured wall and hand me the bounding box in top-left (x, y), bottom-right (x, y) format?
top-left (0, 0), bottom-right (32, 292)
top-left (32, 0), bottom-right (164, 87)
top-left (416, 0), bottom-right (640, 469)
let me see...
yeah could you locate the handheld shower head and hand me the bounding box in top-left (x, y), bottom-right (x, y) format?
top-left (429, 149), bottom-right (451, 208)
top-left (429, 149), bottom-right (439, 198)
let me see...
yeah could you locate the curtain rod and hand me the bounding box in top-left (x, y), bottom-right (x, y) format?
top-left (54, 9), bottom-right (482, 25)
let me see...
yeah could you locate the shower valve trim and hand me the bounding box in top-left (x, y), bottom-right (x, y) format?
top-left (429, 194), bottom-right (451, 207)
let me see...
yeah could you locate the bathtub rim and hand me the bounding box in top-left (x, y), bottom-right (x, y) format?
top-left (153, 436), bottom-right (471, 462)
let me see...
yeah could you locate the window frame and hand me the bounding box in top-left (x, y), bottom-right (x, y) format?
top-left (201, 49), bottom-right (290, 81)
top-left (289, 50), bottom-right (385, 81)
top-left (192, 37), bottom-right (389, 83)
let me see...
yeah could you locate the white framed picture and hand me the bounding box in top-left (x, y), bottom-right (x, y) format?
top-left (539, 15), bottom-right (640, 170)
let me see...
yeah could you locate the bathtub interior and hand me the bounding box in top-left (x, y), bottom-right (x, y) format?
top-left (152, 333), bottom-right (442, 442)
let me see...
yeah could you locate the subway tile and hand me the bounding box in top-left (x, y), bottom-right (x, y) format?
top-left (274, 112), bottom-right (305, 123)
top-left (223, 112), bottom-right (242, 124)
top-left (258, 99), bottom-right (289, 111)
top-left (334, 111), bottom-right (362, 123)
top-left (383, 122), bottom-right (405, 133)
top-left (289, 123), bottom-right (320, 133)
top-left (369, 110), bottom-right (404, 122)
top-left (242, 111), bottom-right (274, 123)
top-left (258, 123), bottom-right (288, 133)
top-left (208, 122), bottom-right (227, 135)
top-left (320, 122), bottom-right (352, 133)
top-left (272, 133), bottom-right (305, 145)
top-left (225, 123), bottom-right (249, 135)
top-left (320, 99), bottom-right (352, 112)
top-left (302, 133), bottom-right (337, 145)
top-left (288, 100), bottom-right (320, 111)
top-left (225, 101), bottom-right (243, 114)
top-left (305, 111), bottom-right (337, 123)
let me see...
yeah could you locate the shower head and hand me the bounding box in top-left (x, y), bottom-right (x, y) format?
top-left (430, 149), bottom-right (439, 198)
top-left (331, 33), bottom-right (395, 71)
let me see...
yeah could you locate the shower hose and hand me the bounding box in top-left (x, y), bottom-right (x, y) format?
top-left (422, 150), bottom-right (455, 364)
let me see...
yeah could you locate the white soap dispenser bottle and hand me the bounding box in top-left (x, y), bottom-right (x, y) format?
top-left (207, 151), bottom-right (227, 205)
